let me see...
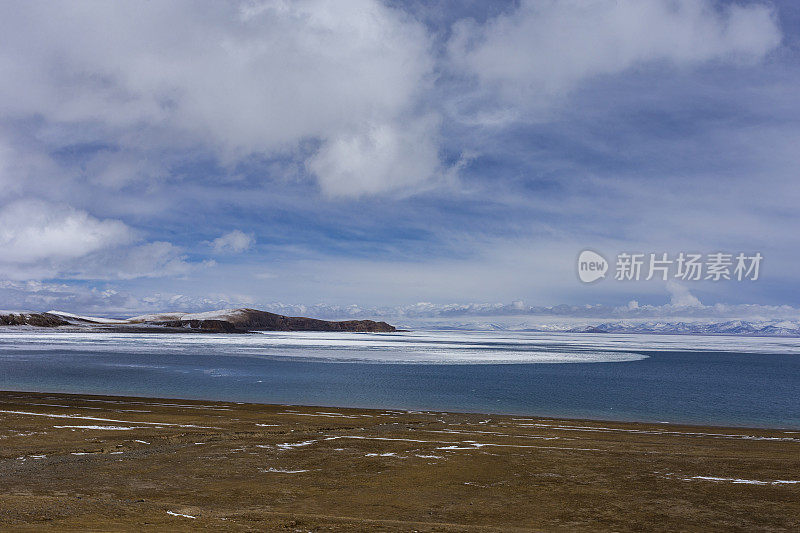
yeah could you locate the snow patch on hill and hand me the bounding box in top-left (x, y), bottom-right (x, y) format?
top-left (46, 311), bottom-right (129, 324)
top-left (128, 309), bottom-right (246, 322)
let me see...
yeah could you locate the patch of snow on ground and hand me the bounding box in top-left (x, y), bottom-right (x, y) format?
top-left (54, 425), bottom-right (143, 430)
top-left (688, 476), bottom-right (800, 485)
top-left (276, 440), bottom-right (317, 450)
top-left (0, 410), bottom-right (218, 429)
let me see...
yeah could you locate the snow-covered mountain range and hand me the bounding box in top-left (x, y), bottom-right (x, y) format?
top-left (405, 319), bottom-right (800, 337)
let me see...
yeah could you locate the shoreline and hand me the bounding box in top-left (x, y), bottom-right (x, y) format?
top-left (2, 390), bottom-right (799, 530)
top-left (3, 386), bottom-right (799, 432)
top-left (1, 388), bottom-right (796, 433)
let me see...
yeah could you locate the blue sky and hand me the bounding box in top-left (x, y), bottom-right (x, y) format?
top-left (1, 0), bottom-right (799, 318)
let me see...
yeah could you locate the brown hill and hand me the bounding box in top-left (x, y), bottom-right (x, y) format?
top-left (145, 309), bottom-right (396, 333)
top-left (0, 313), bottom-right (69, 327)
top-left (26, 308), bottom-right (397, 333)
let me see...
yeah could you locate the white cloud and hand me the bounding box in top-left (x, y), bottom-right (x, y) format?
top-left (665, 281), bottom-right (703, 308)
top-left (449, 0), bottom-right (781, 114)
top-left (211, 230), bottom-right (254, 254)
top-left (307, 116), bottom-right (441, 197)
top-left (0, 200), bottom-right (133, 264)
top-left (0, 200), bottom-right (197, 281)
top-left (0, 0), bottom-right (437, 197)
top-left (0, 0), bottom-right (783, 202)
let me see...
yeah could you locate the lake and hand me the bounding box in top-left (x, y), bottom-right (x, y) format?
top-left (1, 329), bottom-right (798, 428)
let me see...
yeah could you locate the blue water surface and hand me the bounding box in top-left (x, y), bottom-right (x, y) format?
top-left (1, 343), bottom-right (798, 428)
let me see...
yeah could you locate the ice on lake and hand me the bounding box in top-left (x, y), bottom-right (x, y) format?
top-left (0, 329), bottom-right (799, 364)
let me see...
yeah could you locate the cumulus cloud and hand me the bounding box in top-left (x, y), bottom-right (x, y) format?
top-left (307, 116), bottom-right (441, 197)
top-left (0, 200), bottom-right (197, 281)
top-left (0, 0), bottom-right (437, 197)
top-left (0, 200), bottom-right (133, 264)
top-left (449, 0), bottom-right (781, 114)
top-left (665, 281), bottom-right (703, 308)
top-left (211, 230), bottom-right (254, 254)
top-left (0, 0), bottom-right (784, 202)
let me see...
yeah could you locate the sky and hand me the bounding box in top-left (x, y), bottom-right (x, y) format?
top-left (1, 0), bottom-right (799, 319)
